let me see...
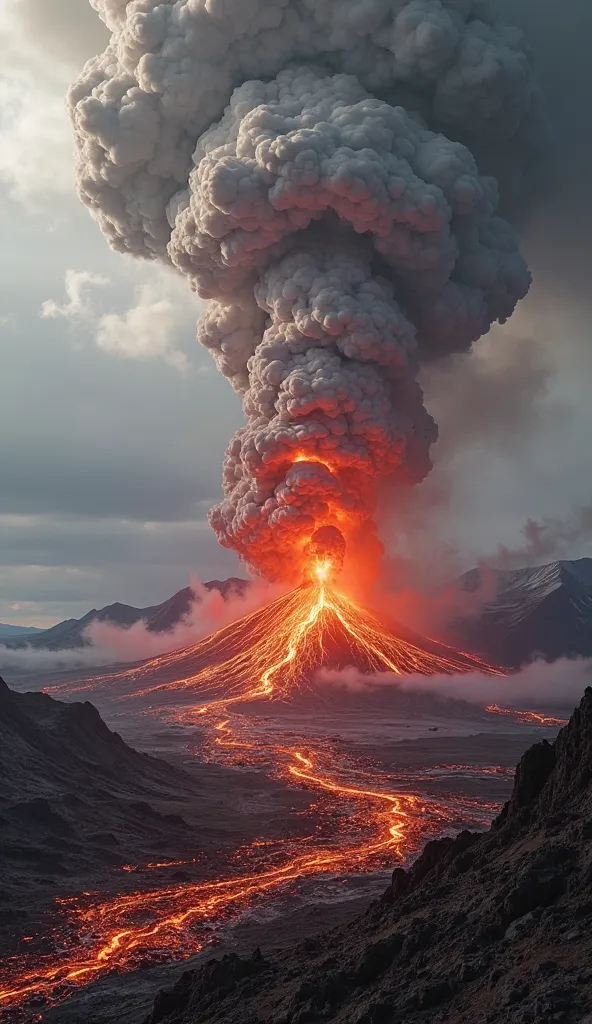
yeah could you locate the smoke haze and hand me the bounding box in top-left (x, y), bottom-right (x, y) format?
top-left (0, 577), bottom-right (282, 672)
top-left (320, 658), bottom-right (592, 710)
top-left (84, 576), bottom-right (282, 660)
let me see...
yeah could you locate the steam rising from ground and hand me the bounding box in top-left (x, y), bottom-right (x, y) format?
top-left (320, 658), bottom-right (592, 709)
top-left (70, 1), bottom-right (536, 581)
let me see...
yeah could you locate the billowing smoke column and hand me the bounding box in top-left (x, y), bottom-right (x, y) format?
top-left (70, 1), bottom-right (535, 582)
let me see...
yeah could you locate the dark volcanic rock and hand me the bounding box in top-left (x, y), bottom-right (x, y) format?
top-left (146, 952), bottom-right (269, 1024)
top-left (493, 739), bottom-right (557, 833)
top-left (0, 676), bottom-right (208, 950)
top-left (141, 688), bottom-right (592, 1024)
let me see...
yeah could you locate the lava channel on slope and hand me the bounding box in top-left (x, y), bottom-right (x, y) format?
top-left (56, 557), bottom-right (502, 709)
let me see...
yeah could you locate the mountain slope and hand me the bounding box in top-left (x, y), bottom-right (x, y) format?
top-left (0, 677), bottom-right (317, 960)
top-left (0, 579), bottom-right (248, 651)
top-left (0, 675), bottom-right (204, 947)
top-left (143, 688), bottom-right (592, 1024)
top-left (5, 558), bottom-right (592, 666)
top-left (0, 624), bottom-right (43, 638)
top-left (452, 558), bottom-right (592, 667)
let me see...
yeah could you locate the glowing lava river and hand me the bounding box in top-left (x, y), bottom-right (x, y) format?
top-left (0, 572), bottom-right (559, 1019)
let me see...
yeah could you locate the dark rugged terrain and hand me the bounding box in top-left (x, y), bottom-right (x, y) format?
top-left (0, 579), bottom-right (248, 651)
top-left (454, 559), bottom-right (592, 667)
top-left (0, 677), bottom-right (311, 953)
top-left (142, 689), bottom-right (592, 1024)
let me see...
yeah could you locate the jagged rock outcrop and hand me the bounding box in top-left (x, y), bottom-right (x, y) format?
top-left (143, 688), bottom-right (592, 1024)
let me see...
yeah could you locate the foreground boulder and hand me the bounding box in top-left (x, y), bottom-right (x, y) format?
top-left (143, 688), bottom-right (592, 1024)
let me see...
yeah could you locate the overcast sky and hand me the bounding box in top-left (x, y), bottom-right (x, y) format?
top-left (1, 0), bottom-right (591, 626)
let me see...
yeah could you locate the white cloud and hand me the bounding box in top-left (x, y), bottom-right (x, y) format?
top-left (0, 70), bottom-right (74, 208)
top-left (96, 284), bottom-right (189, 371)
top-left (41, 268), bottom-right (109, 321)
top-left (41, 267), bottom-right (194, 371)
top-left (0, 1), bottom-right (107, 211)
top-left (320, 659), bottom-right (592, 711)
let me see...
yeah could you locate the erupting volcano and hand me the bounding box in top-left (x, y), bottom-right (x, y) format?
top-left (0, 4), bottom-right (548, 1017)
top-left (72, 554), bottom-right (500, 713)
top-left (70, 0), bottom-right (536, 594)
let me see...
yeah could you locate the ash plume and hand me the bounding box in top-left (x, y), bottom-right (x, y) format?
top-left (70, 1), bottom-right (536, 582)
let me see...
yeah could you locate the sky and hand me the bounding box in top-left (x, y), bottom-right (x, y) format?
top-left (0, 0), bottom-right (591, 627)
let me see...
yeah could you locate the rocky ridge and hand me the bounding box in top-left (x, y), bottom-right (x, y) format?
top-left (454, 559), bottom-right (592, 667)
top-left (143, 689), bottom-right (592, 1024)
top-left (0, 579), bottom-right (248, 651)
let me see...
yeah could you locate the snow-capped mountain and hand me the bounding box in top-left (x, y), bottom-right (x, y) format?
top-left (452, 558), bottom-right (592, 667)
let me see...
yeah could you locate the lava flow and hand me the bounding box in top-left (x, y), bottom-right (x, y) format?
top-left (0, 719), bottom-right (494, 1016)
top-left (485, 704), bottom-right (569, 728)
top-left (0, 564), bottom-right (504, 1017)
top-left (53, 558), bottom-right (500, 708)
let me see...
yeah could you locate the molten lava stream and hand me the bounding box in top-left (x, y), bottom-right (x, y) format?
top-left (485, 704), bottom-right (568, 728)
top-left (0, 714), bottom-right (494, 1016)
top-left (0, 573), bottom-right (502, 1016)
top-left (44, 569), bottom-right (499, 706)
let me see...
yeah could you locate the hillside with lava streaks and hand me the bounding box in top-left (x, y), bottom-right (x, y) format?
top-left (60, 583), bottom-right (497, 708)
top-left (0, 677), bottom-right (312, 956)
top-left (142, 688), bottom-right (592, 1024)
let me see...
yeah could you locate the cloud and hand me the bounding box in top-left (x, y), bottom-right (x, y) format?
top-left (0, 1), bottom-right (107, 210)
top-left (9, 0), bottom-right (108, 68)
top-left (84, 576), bottom-right (280, 663)
top-left (493, 506), bottom-right (592, 569)
top-left (0, 644), bottom-right (113, 674)
top-left (42, 268), bottom-right (193, 370)
top-left (0, 577), bottom-right (281, 673)
top-left (0, 72), bottom-right (74, 208)
top-left (41, 268), bottom-right (108, 321)
top-left (96, 283), bottom-right (189, 371)
top-left (319, 658), bottom-right (592, 711)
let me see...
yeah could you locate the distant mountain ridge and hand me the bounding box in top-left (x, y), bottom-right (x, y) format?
top-left (452, 557), bottom-right (592, 667)
top-left (0, 624), bottom-right (43, 638)
top-left (0, 579), bottom-right (248, 652)
top-left (4, 559), bottom-right (592, 667)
